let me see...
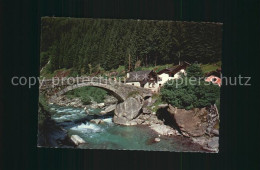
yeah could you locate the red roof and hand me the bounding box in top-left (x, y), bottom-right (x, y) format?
top-left (205, 76), bottom-right (221, 86)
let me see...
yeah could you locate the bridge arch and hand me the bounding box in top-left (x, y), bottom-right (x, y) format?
top-left (49, 82), bottom-right (126, 103)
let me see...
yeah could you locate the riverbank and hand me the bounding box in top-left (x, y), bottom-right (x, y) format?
top-left (40, 104), bottom-right (208, 152)
top-left (38, 99), bottom-right (75, 148)
top-left (38, 93), bottom-right (219, 152)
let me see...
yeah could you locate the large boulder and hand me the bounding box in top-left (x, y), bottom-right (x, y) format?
top-left (100, 104), bottom-right (117, 115)
top-left (113, 96), bottom-right (143, 125)
top-left (167, 105), bottom-right (208, 137)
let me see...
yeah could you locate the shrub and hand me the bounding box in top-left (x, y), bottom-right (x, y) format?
top-left (161, 78), bottom-right (220, 110)
top-left (81, 96), bottom-right (92, 105)
top-left (134, 67), bottom-right (143, 71)
top-left (69, 70), bottom-right (79, 77)
top-left (149, 93), bottom-right (165, 112)
top-left (116, 65), bottom-right (125, 73)
top-left (65, 86), bottom-right (108, 103)
top-left (186, 63), bottom-right (204, 78)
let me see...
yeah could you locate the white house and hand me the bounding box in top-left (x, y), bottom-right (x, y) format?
top-left (126, 70), bottom-right (158, 88)
top-left (154, 61), bottom-right (190, 91)
top-left (126, 62), bottom-right (190, 93)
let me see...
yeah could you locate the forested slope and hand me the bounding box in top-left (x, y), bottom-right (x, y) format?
top-left (40, 17), bottom-right (222, 75)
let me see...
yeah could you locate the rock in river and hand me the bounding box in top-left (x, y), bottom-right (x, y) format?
top-left (113, 96), bottom-right (143, 125)
top-left (154, 137), bottom-right (161, 142)
top-left (90, 119), bottom-right (104, 124)
top-left (100, 104), bottom-right (116, 115)
top-left (70, 135), bottom-right (86, 145)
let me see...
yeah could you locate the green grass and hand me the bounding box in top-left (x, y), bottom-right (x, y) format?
top-left (200, 61), bottom-right (221, 74)
top-left (40, 61), bottom-right (222, 79)
top-left (134, 64), bottom-right (174, 73)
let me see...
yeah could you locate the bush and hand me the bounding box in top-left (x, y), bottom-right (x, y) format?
top-left (81, 96), bottom-right (92, 105)
top-left (149, 93), bottom-right (165, 112)
top-left (161, 78), bottom-right (220, 110)
top-left (116, 65), bottom-right (125, 73)
top-left (69, 69), bottom-right (79, 77)
top-left (186, 63), bottom-right (204, 78)
top-left (65, 86), bottom-right (108, 103)
top-left (134, 67), bottom-right (143, 71)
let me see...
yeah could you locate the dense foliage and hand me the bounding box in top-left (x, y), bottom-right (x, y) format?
top-left (186, 63), bottom-right (204, 78)
top-left (38, 94), bottom-right (52, 128)
top-left (161, 65), bottom-right (220, 110)
top-left (41, 17), bottom-right (222, 75)
top-left (65, 87), bottom-right (108, 104)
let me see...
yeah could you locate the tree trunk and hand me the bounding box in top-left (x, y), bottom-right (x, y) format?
top-left (128, 53), bottom-right (131, 72)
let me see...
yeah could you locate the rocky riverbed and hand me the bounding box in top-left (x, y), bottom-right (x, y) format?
top-left (43, 94), bottom-right (219, 152)
top-left (39, 104), bottom-right (207, 152)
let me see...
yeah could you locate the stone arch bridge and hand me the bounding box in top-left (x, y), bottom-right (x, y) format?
top-left (40, 77), bottom-right (154, 125)
top-left (40, 77), bottom-right (153, 103)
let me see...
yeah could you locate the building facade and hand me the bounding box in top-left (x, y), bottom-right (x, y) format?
top-left (126, 62), bottom-right (190, 93)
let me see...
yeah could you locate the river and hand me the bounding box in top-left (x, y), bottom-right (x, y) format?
top-left (44, 104), bottom-right (206, 152)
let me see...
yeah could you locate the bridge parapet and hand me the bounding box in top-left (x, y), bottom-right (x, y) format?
top-left (39, 77), bottom-right (153, 102)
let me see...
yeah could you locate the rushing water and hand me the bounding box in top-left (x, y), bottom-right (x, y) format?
top-left (48, 104), bottom-right (206, 152)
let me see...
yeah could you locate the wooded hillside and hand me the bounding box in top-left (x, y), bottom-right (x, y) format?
top-left (40, 17), bottom-right (222, 75)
